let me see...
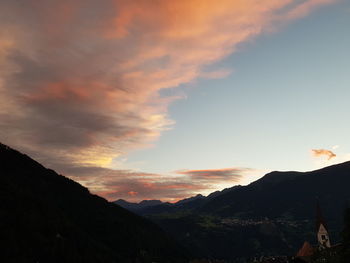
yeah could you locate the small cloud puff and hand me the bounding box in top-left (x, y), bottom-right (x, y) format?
top-left (312, 149), bottom-right (336, 160)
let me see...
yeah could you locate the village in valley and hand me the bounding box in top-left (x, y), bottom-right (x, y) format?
top-left (189, 203), bottom-right (346, 263)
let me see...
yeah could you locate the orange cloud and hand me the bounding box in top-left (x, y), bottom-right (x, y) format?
top-left (63, 165), bottom-right (253, 202)
top-left (127, 191), bottom-right (138, 196)
top-left (177, 168), bottom-right (248, 180)
top-left (0, 0), bottom-right (337, 196)
top-left (282, 0), bottom-right (337, 21)
top-left (64, 166), bottom-right (208, 202)
top-left (312, 149), bottom-right (337, 160)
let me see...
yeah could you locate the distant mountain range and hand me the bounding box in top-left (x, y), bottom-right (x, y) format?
top-left (0, 143), bottom-right (188, 263)
top-left (118, 162), bottom-right (350, 260)
top-left (2, 141), bottom-right (350, 262)
top-left (114, 186), bottom-right (242, 215)
top-left (115, 193), bottom-right (207, 213)
top-left (115, 199), bottom-right (166, 212)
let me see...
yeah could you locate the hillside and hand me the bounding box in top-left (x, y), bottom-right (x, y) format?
top-left (200, 163), bottom-right (350, 219)
top-left (130, 162), bottom-right (350, 260)
top-left (115, 194), bottom-right (206, 215)
top-left (0, 143), bottom-right (188, 263)
top-left (115, 199), bottom-right (165, 213)
top-left (117, 187), bottom-right (242, 216)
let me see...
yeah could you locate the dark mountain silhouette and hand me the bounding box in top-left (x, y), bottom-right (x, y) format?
top-left (175, 194), bottom-right (205, 206)
top-left (206, 185), bottom-right (242, 199)
top-left (124, 162), bottom-right (350, 260)
top-left (200, 163), bottom-right (350, 219)
top-left (114, 194), bottom-right (206, 214)
top-left (0, 143), bottom-right (188, 263)
top-left (118, 186), bottom-right (242, 216)
top-left (114, 199), bottom-right (165, 212)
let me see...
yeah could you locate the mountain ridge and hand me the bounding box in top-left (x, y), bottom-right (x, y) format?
top-left (0, 142), bottom-right (188, 262)
top-left (119, 162), bottom-right (350, 216)
top-left (120, 160), bottom-right (350, 259)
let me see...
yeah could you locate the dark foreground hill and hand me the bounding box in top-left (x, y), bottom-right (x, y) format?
top-left (128, 162), bottom-right (350, 260)
top-left (0, 143), bottom-right (188, 263)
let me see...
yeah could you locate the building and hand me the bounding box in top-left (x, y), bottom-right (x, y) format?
top-left (316, 202), bottom-right (331, 249)
top-left (296, 201), bottom-right (338, 262)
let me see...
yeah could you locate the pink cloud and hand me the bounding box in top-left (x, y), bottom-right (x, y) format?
top-left (282, 0), bottom-right (338, 21)
top-left (0, 0), bottom-right (337, 199)
top-left (62, 166), bottom-right (253, 202)
top-left (312, 149), bottom-right (337, 160)
top-left (176, 168), bottom-right (249, 181)
top-left (64, 166), bottom-right (208, 202)
top-left (127, 191), bottom-right (138, 196)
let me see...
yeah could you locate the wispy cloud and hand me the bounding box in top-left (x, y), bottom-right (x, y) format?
top-left (176, 167), bottom-right (248, 181)
top-left (63, 165), bottom-right (254, 202)
top-left (64, 166), bottom-right (208, 202)
top-left (311, 147), bottom-right (350, 171)
top-left (0, 0), bottom-right (337, 200)
top-left (312, 149), bottom-right (337, 160)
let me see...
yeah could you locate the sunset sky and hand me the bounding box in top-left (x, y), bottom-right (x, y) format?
top-left (1, 0), bottom-right (349, 202)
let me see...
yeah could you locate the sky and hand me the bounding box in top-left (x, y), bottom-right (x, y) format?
top-left (0, 0), bottom-right (349, 202)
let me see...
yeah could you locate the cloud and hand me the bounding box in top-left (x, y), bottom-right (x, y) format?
top-left (311, 148), bottom-right (350, 171)
top-left (312, 149), bottom-right (337, 160)
top-left (0, 0), bottom-right (337, 199)
top-left (63, 166), bottom-right (208, 202)
top-left (176, 168), bottom-right (248, 181)
top-left (62, 165), bottom-right (253, 202)
top-left (127, 191), bottom-right (138, 196)
top-left (282, 0), bottom-right (337, 21)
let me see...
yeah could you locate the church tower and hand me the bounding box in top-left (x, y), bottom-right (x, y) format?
top-left (316, 202), bottom-right (331, 248)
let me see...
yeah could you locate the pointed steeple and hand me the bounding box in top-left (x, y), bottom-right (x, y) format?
top-left (316, 201), bottom-right (331, 248)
